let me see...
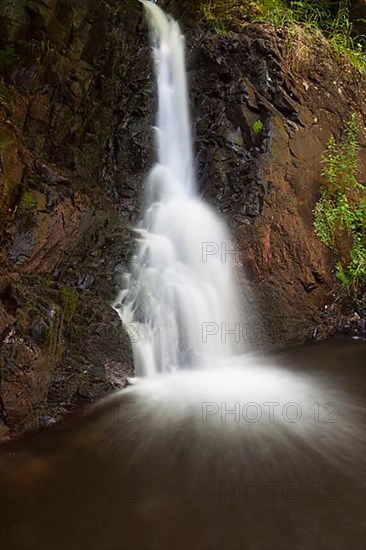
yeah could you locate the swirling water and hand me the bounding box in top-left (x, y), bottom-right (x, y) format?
top-left (0, 340), bottom-right (365, 550)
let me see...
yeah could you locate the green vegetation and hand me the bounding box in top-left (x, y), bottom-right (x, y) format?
top-left (21, 191), bottom-right (37, 209)
top-left (199, 1), bottom-right (366, 72)
top-left (314, 114), bottom-right (366, 292)
top-left (252, 119), bottom-right (264, 134)
top-left (60, 287), bottom-right (78, 322)
top-left (0, 177), bottom-right (10, 221)
top-left (44, 308), bottom-right (64, 369)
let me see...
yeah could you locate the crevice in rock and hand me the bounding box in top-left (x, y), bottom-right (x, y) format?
top-left (0, 285), bottom-right (18, 316)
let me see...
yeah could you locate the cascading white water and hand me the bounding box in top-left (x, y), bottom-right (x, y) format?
top-left (114, 1), bottom-right (243, 376)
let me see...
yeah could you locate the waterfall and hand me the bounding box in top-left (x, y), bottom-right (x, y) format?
top-left (114, 1), bottom-right (243, 376)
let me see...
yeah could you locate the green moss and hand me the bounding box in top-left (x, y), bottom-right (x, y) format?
top-left (60, 287), bottom-right (78, 322)
top-left (314, 114), bottom-right (366, 293)
top-left (252, 119), bottom-right (264, 134)
top-left (44, 308), bottom-right (64, 369)
top-left (0, 176), bottom-right (10, 225)
top-left (21, 191), bottom-right (37, 209)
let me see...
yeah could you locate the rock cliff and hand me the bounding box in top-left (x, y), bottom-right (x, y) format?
top-left (0, 0), bottom-right (365, 437)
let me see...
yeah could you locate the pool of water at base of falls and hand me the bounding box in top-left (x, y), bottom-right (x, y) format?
top-left (0, 338), bottom-right (365, 550)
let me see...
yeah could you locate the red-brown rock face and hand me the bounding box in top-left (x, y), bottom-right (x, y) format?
top-left (0, 1), bottom-right (365, 437)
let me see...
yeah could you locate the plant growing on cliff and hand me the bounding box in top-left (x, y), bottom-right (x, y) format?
top-left (314, 114), bottom-right (366, 292)
top-left (199, 0), bottom-right (366, 73)
top-left (252, 119), bottom-right (264, 134)
top-left (0, 177), bottom-right (10, 227)
top-left (21, 191), bottom-right (36, 209)
top-left (60, 287), bottom-right (78, 323)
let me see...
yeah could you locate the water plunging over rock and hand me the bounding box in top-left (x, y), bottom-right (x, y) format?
top-left (0, 0), bottom-right (365, 438)
top-left (114, 2), bottom-right (243, 375)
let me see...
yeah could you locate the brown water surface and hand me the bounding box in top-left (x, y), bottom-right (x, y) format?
top-left (0, 338), bottom-right (365, 550)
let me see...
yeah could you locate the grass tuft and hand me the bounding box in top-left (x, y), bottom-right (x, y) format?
top-left (199, 0), bottom-right (366, 73)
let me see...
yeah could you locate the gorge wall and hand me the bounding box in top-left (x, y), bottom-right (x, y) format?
top-left (0, 0), bottom-right (365, 438)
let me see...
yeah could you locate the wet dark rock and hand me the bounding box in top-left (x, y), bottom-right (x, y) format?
top-left (77, 273), bottom-right (94, 290)
top-left (28, 318), bottom-right (49, 346)
top-left (39, 415), bottom-right (55, 427)
top-left (0, 419), bottom-right (9, 438)
top-left (0, 0), bottom-right (365, 437)
top-left (0, 0), bottom-right (134, 437)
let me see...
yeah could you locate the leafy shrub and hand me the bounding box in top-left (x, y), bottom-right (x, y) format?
top-left (314, 114), bottom-right (366, 292)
